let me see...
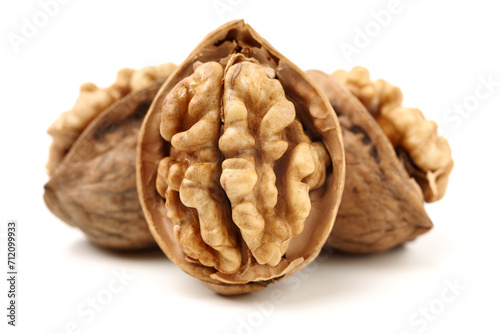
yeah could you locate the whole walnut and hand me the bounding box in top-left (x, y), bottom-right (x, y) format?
top-left (307, 68), bottom-right (453, 254)
top-left (137, 20), bottom-right (345, 294)
top-left (44, 64), bottom-right (177, 250)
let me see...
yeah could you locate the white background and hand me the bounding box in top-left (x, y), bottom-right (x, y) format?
top-left (1, 1), bottom-right (499, 333)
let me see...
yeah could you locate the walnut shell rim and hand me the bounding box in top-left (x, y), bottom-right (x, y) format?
top-left (137, 20), bottom-right (345, 295)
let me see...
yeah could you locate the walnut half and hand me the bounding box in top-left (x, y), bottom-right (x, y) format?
top-left (137, 20), bottom-right (345, 294)
top-left (307, 70), bottom-right (433, 254)
top-left (44, 64), bottom-right (177, 250)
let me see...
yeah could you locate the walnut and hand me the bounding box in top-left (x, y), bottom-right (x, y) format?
top-left (307, 69), bottom-right (433, 254)
top-left (137, 20), bottom-right (344, 294)
top-left (44, 64), bottom-right (177, 250)
top-left (331, 67), bottom-right (403, 119)
top-left (130, 63), bottom-right (178, 91)
top-left (332, 67), bottom-right (453, 202)
top-left (46, 63), bottom-right (177, 176)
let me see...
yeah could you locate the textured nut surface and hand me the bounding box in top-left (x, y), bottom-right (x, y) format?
top-left (47, 63), bottom-right (177, 176)
top-left (219, 61), bottom-right (325, 267)
top-left (138, 20), bottom-right (344, 294)
top-left (157, 60), bottom-right (329, 274)
top-left (158, 61), bottom-right (240, 273)
top-left (307, 70), bottom-right (432, 254)
top-left (333, 67), bottom-right (453, 202)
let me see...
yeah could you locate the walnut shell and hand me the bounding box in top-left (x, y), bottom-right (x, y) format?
top-left (137, 20), bottom-right (345, 294)
top-left (46, 63), bottom-right (177, 176)
top-left (307, 70), bottom-right (433, 254)
top-left (44, 84), bottom-right (161, 249)
top-left (44, 64), bottom-right (176, 250)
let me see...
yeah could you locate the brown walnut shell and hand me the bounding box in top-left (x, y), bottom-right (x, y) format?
top-left (137, 20), bottom-right (345, 294)
top-left (307, 70), bottom-right (432, 254)
top-left (44, 84), bottom-right (161, 250)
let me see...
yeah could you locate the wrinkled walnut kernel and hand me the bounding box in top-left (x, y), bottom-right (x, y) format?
top-left (156, 60), bottom-right (329, 274)
top-left (333, 67), bottom-right (453, 202)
